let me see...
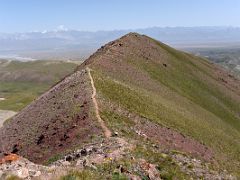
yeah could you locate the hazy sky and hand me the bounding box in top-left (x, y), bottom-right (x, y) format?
top-left (0, 0), bottom-right (239, 33)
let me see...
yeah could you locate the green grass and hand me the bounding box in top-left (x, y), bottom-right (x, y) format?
top-left (60, 170), bottom-right (99, 180)
top-left (101, 110), bottom-right (136, 138)
top-left (100, 105), bottom-right (191, 178)
top-left (92, 66), bottom-right (240, 175)
top-left (126, 44), bottom-right (240, 131)
top-left (60, 162), bottom-right (128, 180)
top-left (0, 60), bottom-right (79, 111)
top-left (0, 60), bottom-right (78, 83)
top-left (133, 144), bottom-right (190, 180)
top-left (96, 161), bottom-right (130, 179)
top-left (46, 154), bottom-right (62, 165)
top-left (0, 81), bottom-right (49, 111)
top-left (147, 45), bottom-right (240, 134)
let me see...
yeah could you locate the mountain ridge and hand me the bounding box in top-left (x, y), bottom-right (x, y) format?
top-left (0, 33), bottom-right (240, 178)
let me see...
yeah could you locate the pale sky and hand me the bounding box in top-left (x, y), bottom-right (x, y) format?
top-left (0, 0), bottom-right (239, 33)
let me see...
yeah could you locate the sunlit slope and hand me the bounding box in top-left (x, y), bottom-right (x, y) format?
top-left (83, 33), bottom-right (240, 174)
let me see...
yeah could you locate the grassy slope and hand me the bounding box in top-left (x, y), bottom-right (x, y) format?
top-left (0, 60), bottom-right (79, 111)
top-left (89, 36), bottom-right (240, 175)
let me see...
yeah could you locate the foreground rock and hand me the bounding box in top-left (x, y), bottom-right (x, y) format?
top-left (0, 137), bottom-right (132, 179)
top-left (0, 137), bottom-right (236, 180)
top-left (0, 156), bottom-right (48, 179)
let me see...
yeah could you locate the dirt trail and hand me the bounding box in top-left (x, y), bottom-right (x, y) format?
top-left (86, 67), bottom-right (112, 138)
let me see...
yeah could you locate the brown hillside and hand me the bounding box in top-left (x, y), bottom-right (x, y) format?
top-left (0, 70), bottom-right (103, 163)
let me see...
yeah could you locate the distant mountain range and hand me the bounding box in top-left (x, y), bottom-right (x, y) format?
top-left (1, 27), bottom-right (240, 60)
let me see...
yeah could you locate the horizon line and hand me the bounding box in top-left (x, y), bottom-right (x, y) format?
top-left (1, 25), bottom-right (240, 34)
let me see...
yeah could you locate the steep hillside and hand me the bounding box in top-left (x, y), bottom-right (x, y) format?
top-left (0, 33), bottom-right (240, 178)
top-left (80, 33), bottom-right (240, 175)
top-left (0, 70), bottom-right (104, 163)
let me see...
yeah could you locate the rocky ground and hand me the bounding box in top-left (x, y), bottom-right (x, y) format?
top-left (0, 137), bottom-right (131, 179)
top-left (0, 136), bottom-right (236, 179)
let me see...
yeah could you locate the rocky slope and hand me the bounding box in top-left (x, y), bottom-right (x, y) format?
top-left (0, 69), bottom-right (103, 163)
top-left (0, 33), bottom-right (240, 179)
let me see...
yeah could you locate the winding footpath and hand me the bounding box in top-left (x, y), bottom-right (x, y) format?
top-left (86, 67), bottom-right (112, 138)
